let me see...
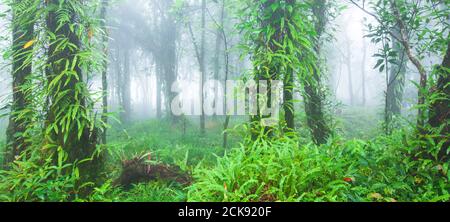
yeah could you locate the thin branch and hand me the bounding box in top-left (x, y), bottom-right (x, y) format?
top-left (347, 0), bottom-right (403, 43)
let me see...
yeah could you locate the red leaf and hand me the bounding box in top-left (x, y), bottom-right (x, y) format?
top-left (343, 177), bottom-right (353, 182)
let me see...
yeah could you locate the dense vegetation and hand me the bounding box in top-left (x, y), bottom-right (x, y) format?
top-left (0, 0), bottom-right (448, 202)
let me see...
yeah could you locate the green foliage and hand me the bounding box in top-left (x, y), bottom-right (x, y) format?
top-left (108, 182), bottom-right (187, 202)
top-left (107, 119), bottom-right (239, 167)
top-left (336, 106), bottom-right (382, 140)
top-left (187, 130), bottom-right (449, 202)
top-left (363, 0), bottom-right (449, 128)
top-left (237, 0), bottom-right (317, 84)
top-left (3, 115), bottom-right (447, 202)
top-left (0, 0), bottom-right (448, 203)
top-left (0, 147), bottom-right (100, 202)
top-left (0, 139), bottom-right (5, 166)
top-left (0, 0), bottom-right (109, 200)
top-left (95, 119), bottom-right (236, 202)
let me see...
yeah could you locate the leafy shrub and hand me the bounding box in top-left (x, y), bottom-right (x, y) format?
top-left (0, 147), bottom-right (109, 202)
top-left (0, 139), bottom-right (4, 165)
top-left (187, 131), bottom-right (449, 202)
top-left (108, 182), bottom-right (186, 202)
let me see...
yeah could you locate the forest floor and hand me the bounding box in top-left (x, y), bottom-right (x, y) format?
top-left (2, 106), bottom-right (447, 202)
top-left (103, 106), bottom-right (385, 202)
top-left (103, 117), bottom-right (244, 202)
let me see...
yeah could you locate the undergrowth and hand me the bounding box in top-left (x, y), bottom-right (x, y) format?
top-left (0, 115), bottom-right (448, 202)
top-left (187, 130), bottom-right (449, 202)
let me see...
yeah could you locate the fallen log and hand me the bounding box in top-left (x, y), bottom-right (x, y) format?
top-left (114, 153), bottom-right (192, 188)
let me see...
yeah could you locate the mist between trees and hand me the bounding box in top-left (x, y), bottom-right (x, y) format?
top-left (0, 0), bottom-right (448, 202)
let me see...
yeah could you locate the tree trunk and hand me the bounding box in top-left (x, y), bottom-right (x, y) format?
top-left (250, 0), bottom-right (283, 139)
top-left (346, 42), bottom-right (355, 106)
top-left (114, 47), bottom-right (122, 113)
top-left (302, 0), bottom-right (331, 144)
top-left (100, 0), bottom-right (109, 144)
top-left (4, 0), bottom-right (35, 167)
top-left (429, 37), bottom-right (450, 160)
top-left (385, 33), bottom-right (407, 132)
top-left (121, 49), bottom-right (131, 124)
top-left (200, 0), bottom-right (206, 134)
top-left (361, 30), bottom-right (367, 106)
top-left (156, 62), bottom-right (162, 119)
top-left (284, 69), bottom-right (295, 132)
top-left (390, 0), bottom-right (427, 130)
top-left (45, 0), bottom-right (103, 187)
top-left (213, 0), bottom-right (225, 117)
top-left (161, 1), bottom-right (178, 123)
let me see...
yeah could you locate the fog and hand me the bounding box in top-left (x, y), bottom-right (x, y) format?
top-left (0, 0), bottom-right (442, 131)
top-left (0, 2), bottom-right (9, 138)
top-left (99, 0), bottom-right (418, 122)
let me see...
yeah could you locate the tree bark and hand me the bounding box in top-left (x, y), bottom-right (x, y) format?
top-left (120, 49), bottom-right (131, 124)
top-left (213, 0), bottom-right (225, 118)
top-left (100, 0), bottom-right (109, 144)
top-left (345, 41), bottom-right (355, 106)
top-left (161, 0), bottom-right (178, 123)
top-left (429, 37), bottom-right (450, 160)
top-left (4, 0), bottom-right (35, 167)
top-left (45, 0), bottom-right (103, 186)
top-left (390, 0), bottom-right (427, 130)
top-left (156, 62), bottom-right (162, 119)
top-left (361, 29), bottom-right (367, 106)
top-left (385, 31), bottom-right (407, 132)
top-left (200, 0), bottom-right (206, 134)
top-left (302, 0), bottom-right (331, 144)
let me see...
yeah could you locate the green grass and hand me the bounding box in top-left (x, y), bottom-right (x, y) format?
top-left (336, 106), bottom-right (383, 140)
top-left (0, 138), bottom-right (4, 165)
top-left (103, 112), bottom-right (449, 202)
top-left (108, 182), bottom-right (187, 202)
top-left (1, 109), bottom-right (447, 202)
top-left (107, 118), bottom-right (244, 165)
top-left (104, 118), bottom-right (244, 202)
top-left (187, 131), bottom-right (450, 202)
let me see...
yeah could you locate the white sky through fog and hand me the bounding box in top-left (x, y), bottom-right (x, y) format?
top-left (329, 3), bottom-right (386, 107)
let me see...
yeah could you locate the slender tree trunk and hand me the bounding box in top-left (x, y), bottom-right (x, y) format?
top-left (335, 57), bottom-right (343, 96)
top-left (200, 0), bottom-right (206, 134)
top-left (217, 0), bottom-right (231, 148)
top-left (161, 2), bottom-right (178, 123)
top-left (385, 32), bottom-right (407, 132)
top-left (390, 0), bottom-right (427, 130)
top-left (121, 49), bottom-right (131, 124)
top-left (284, 69), bottom-right (295, 132)
top-left (156, 62), bottom-right (162, 119)
top-left (100, 0), bottom-right (109, 144)
top-left (213, 0), bottom-right (225, 117)
top-left (4, 0), bottom-right (35, 167)
top-left (115, 47), bottom-right (122, 113)
top-left (346, 42), bottom-right (355, 106)
top-left (361, 33), bottom-right (367, 106)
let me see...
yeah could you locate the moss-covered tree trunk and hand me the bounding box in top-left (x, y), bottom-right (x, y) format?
top-left (250, 0), bottom-right (283, 139)
top-left (302, 0), bottom-right (331, 144)
top-left (429, 38), bottom-right (449, 161)
top-left (45, 0), bottom-right (103, 186)
top-left (100, 0), bottom-right (109, 144)
top-left (4, 0), bottom-right (36, 167)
